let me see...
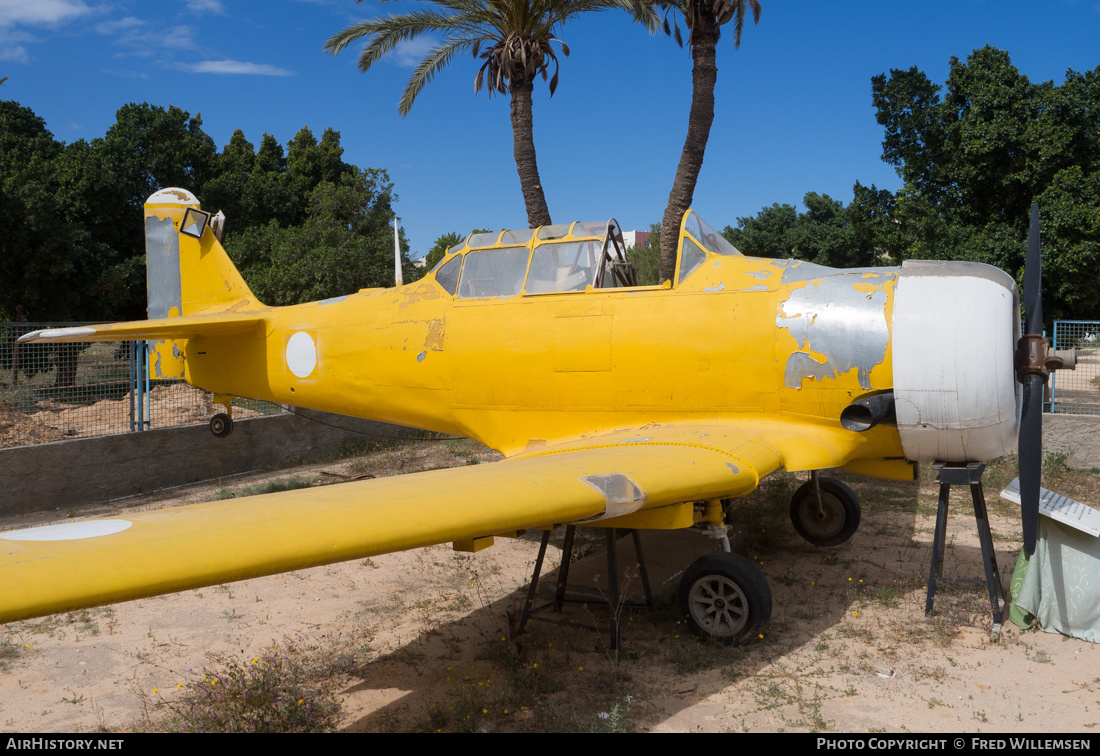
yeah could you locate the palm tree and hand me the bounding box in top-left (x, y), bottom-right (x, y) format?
top-left (658, 0), bottom-right (760, 282)
top-left (326, 0), bottom-right (657, 229)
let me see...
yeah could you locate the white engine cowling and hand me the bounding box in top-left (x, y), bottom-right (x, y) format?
top-left (891, 260), bottom-right (1021, 462)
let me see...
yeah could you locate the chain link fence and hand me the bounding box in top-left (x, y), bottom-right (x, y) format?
top-left (4, 318), bottom-right (1099, 449)
top-left (1052, 321), bottom-right (1100, 416)
top-left (1, 323), bottom-right (282, 449)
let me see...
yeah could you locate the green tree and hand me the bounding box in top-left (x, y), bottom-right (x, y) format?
top-left (325, 0), bottom-right (657, 229)
top-left (723, 192), bottom-right (877, 268)
top-left (0, 101), bottom-right (99, 321)
top-left (626, 223), bottom-right (661, 285)
top-left (424, 232), bottom-right (466, 270)
top-left (225, 168), bottom-right (417, 306)
top-left (857, 45), bottom-right (1100, 321)
top-left (658, 0), bottom-right (760, 283)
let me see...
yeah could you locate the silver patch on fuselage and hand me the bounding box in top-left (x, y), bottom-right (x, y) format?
top-left (777, 273), bottom-right (892, 390)
top-left (578, 473), bottom-right (648, 520)
top-left (780, 259), bottom-right (892, 285)
top-left (145, 216), bottom-right (182, 319)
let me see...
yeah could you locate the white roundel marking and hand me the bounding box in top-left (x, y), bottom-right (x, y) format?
top-left (0, 519), bottom-right (133, 542)
top-left (286, 331), bottom-right (317, 378)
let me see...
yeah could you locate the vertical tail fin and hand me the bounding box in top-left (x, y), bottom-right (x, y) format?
top-left (143, 188), bottom-right (261, 378)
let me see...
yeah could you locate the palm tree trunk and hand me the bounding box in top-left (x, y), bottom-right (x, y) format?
top-left (660, 12), bottom-right (719, 283)
top-left (510, 79), bottom-right (552, 228)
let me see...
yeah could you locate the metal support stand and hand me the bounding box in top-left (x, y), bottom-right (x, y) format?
top-left (518, 526), bottom-right (655, 650)
top-left (925, 462), bottom-right (1006, 641)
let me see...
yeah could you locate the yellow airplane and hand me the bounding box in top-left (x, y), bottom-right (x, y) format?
top-left (1, 188), bottom-right (1048, 643)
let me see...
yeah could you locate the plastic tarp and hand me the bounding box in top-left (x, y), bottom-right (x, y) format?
top-left (1011, 518), bottom-right (1100, 642)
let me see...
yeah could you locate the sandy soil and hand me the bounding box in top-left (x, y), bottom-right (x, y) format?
top-left (2, 442), bottom-right (1100, 733)
top-left (0, 383), bottom-right (267, 448)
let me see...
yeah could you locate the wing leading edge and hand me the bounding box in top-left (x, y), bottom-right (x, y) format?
top-left (15, 311), bottom-right (264, 345)
top-left (0, 416), bottom-right (887, 624)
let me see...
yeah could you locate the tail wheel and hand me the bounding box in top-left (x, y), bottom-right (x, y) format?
top-left (679, 553), bottom-right (771, 644)
top-left (209, 413), bottom-right (234, 438)
top-left (789, 477), bottom-right (860, 547)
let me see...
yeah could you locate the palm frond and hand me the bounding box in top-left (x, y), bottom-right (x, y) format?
top-left (400, 40), bottom-right (474, 115)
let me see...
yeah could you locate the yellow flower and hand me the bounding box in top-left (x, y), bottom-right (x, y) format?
top-left (177, 683), bottom-right (183, 689)
top-left (153, 688), bottom-right (158, 694)
top-left (298, 699), bottom-right (304, 705)
top-left (211, 678), bottom-right (218, 685)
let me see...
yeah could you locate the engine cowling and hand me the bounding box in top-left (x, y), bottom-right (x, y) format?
top-left (891, 260), bottom-right (1021, 462)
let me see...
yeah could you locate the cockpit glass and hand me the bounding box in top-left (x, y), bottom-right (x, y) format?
top-left (684, 211), bottom-right (741, 256)
top-left (457, 247), bottom-right (528, 298)
top-left (678, 237), bottom-right (707, 284)
top-left (570, 221), bottom-right (607, 238)
top-left (467, 230), bottom-right (501, 248)
top-left (434, 254), bottom-right (462, 295)
top-left (536, 223), bottom-right (572, 240)
top-left (500, 228), bottom-right (534, 245)
top-left (525, 240), bottom-right (602, 293)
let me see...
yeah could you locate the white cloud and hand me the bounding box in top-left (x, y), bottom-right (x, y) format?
top-left (0, 0), bottom-right (92, 61)
top-left (184, 0), bottom-right (225, 14)
top-left (392, 37), bottom-right (436, 68)
top-left (94, 16), bottom-right (143, 35)
top-left (0, 28), bottom-right (33, 62)
top-left (181, 59), bottom-right (294, 76)
top-left (0, 0), bottom-right (91, 28)
top-left (96, 19), bottom-right (196, 54)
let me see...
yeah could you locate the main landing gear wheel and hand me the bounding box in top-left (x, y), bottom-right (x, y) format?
top-left (790, 477), bottom-right (860, 547)
top-left (209, 413), bottom-right (234, 438)
top-left (679, 553), bottom-right (772, 644)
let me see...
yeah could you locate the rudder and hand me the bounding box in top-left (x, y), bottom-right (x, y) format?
top-left (143, 188), bottom-right (261, 378)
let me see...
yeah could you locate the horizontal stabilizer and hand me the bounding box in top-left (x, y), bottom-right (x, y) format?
top-left (16, 312), bottom-right (264, 344)
top-left (1000, 477), bottom-right (1100, 537)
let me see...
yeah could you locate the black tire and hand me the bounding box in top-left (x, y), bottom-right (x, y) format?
top-left (789, 477), bottom-right (860, 547)
top-left (678, 553), bottom-right (772, 644)
top-left (209, 413), bottom-right (234, 438)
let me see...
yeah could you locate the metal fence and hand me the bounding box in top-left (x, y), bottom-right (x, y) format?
top-left (3, 317), bottom-right (1098, 449)
top-left (1, 322), bottom-right (282, 449)
top-left (1052, 321), bottom-right (1100, 415)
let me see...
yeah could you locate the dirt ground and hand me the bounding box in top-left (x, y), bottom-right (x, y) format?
top-left (0, 383), bottom-right (267, 448)
top-left (2, 439), bottom-right (1100, 733)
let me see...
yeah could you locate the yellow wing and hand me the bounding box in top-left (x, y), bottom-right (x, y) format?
top-left (0, 418), bottom-right (892, 624)
top-left (15, 311), bottom-right (264, 344)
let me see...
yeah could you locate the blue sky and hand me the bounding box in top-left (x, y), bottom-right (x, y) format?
top-left (2, 0), bottom-right (1099, 258)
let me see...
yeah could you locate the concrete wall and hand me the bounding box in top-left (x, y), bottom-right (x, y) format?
top-left (0, 409), bottom-right (422, 518)
top-left (3, 410), bottom-right (1098, 520)
top-left (1043, 413), bottom-right (1100, 470)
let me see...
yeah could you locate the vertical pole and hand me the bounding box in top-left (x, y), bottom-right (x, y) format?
top-left (394, 218), bottom-right (403, 287)
top-left (140, 341), bottom-right (150, 430)
top-left (129, 341), bottom-right (137, 432)
top-left (10, 305), bottom-right (23, 387)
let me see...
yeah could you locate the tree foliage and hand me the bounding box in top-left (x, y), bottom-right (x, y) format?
top-left (722, 192), bottom-right (877, 268)
top-left (226, 170), bottom-right (417, 306)
top-left (853, 45), bottom-right (1100, 321)
top-left (0, 100), bottom-right (416, 320)
top-left (325, 0), bottom-right (657, 229)
top-left (424, 232), bottom-right (466, 271)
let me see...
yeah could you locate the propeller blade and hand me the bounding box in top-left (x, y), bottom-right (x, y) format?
top-left (1019, 201), bottom-right (1043, 556)
top-left (1020, 373), bottom-right (1043, 555)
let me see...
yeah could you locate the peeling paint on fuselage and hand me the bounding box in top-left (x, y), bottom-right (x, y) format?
top-left (145, 216), bottom-right (182, 319)
top-left (776, 269), bottom-right (893, 390)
